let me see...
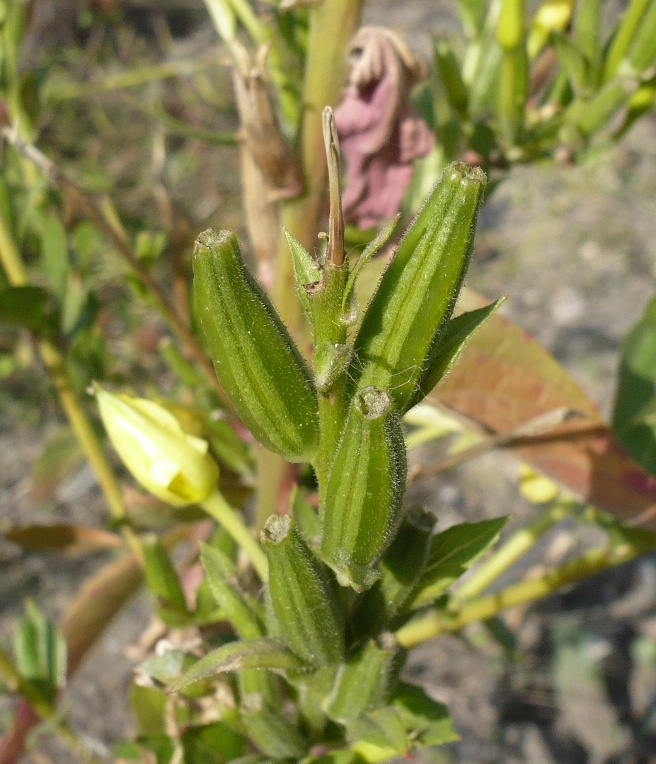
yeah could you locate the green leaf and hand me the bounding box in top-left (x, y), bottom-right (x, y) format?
top-left (139, 649), bottom-right (186, 684)
top-left (13, 601), bottom-right (67, 702)
top-left (0, 285), bottom-right (59, 338)
top-left (435, 39), bottom-right (469, 116)
top-left (180, 721), bottom-right (247, 763)
top-left (612, 294), bottom-right (656, 475)
top-left (200, 543), bottom-right (263, 639)
top-left (392, 681), bottom-right (459, 747)
top-left (37, 213), bottom-right (69, 298)
top-left (347, 706), bottom-right (408, 754)
top-left (291, 487), bottom-right (321, 547)
top-left (204, 0), bottom-right (237, 41)
top-left (411, 297), bottom-right (505, 408)
top-left (410, 517), bottom-right (509, 607)
top-left (141, 535), bottom-right (189, 623)
top-left (573, 0), bottom-right (603, 81)
top-left (552, 32), bottom-right (591, 97)
top-left (167, 638), bottom-right (309, 693)
top-left (129, 684), bottom-right (168, 737)
top-left (285, 227), bottom-right (321, 318)
top-left (341, 215), bottom-right (400, 319)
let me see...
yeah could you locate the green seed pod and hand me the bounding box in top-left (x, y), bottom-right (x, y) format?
top-left (352, 507), bottom-right (436, 639)
top-left (193, 229), bottom-right (319, 462)
top-left (324, 633), bottom-right (404, 725)
top-left (347, 162), bottom-right (486, 413)
top-left (261, 515), bottom-right (344, 666)
top-left (320, 387), bottom-right (407, 592)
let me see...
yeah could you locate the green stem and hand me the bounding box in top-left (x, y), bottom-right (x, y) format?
top-left (603, 0), bottom-right (651, 81)
top-left (201, 490), bottom-right (269, 581)
top-left (451, 499), bottom-right (572, 602)
top-left (229, 0), bottom-right (268, 42)
top-left (253, 446), bottom-right (289, 533)
top-left (256, 0), bottom-right (364, 526)
top-left (45, 56), bottom-right (220, 101)
top-left (0, 210), bottom-right (126, 522)
top-left (274, 0), bottom-right (364, 327)
top-left (0, 650), bottom-right (101, 764)
top-left (397, 543), bottom-right (642, 648)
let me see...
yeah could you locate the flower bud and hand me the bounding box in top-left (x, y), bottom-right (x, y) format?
top-left (95, 386), bottom-right (219, 507)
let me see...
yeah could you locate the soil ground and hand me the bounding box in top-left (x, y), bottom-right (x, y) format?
top-left (2, 2), bottom-right (656, 762)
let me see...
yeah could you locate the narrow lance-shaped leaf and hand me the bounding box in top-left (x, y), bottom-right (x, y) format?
top-left (321, 387), bottom-right (407, 592)
top-left (324, 633), bottom-right (404, 725)
top-left (141, 535), bottom-right (189, 622)
top-left (200, 543), bottom-right (263, 640)
top-left (409, 516), bottom-right (509, 608)
top-left (409, 297), bottom-right (505, 409)
top-left (347, 162), bottom-right (486, 414)
top-left (14, 602), bottom-right (66, 703)
top-left (284, 227), bottom-right (321, 320)
top-left (167, 638), bottom-right (308, 694)
top-left (193, 229), bottom-right (319, 462)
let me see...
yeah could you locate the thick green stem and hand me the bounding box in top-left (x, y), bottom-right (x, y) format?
top-left (397, 543), bottom-right (642, 648)
top-left (451, 499), bottom-right (572, 602)
top-left (253, 446), bottom-right (290, 533)
top-left (273, 0), bottom-right (364, 327)
top-left (202, 490), bottom-right (268, 581)
top-left (257, 0), bottom-right (364, 525)
top-left (0, 210), bottom-right (126, 522)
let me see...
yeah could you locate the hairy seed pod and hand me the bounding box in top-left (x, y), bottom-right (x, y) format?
top-left (193, 229), bottom-right (319, 462)
top-left (324, 633), bottom-right (404, 725)
top-left (347, 162), bottom-right (486, 413)
top-left (320, 387), bottom-right (407, 592)
top-left (261, 515), bottom-right (344, 666)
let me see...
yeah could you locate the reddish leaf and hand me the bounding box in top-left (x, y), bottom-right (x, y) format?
top-left (431, 288), bottom-right (656, 526)
top-left (5, 524), bottom-right (122, 555)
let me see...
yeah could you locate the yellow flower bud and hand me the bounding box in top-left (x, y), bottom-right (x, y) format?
top-left (95, 386), bottom-right (219, 507)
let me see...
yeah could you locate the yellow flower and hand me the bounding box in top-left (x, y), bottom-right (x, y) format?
top-left (95, 386), bottom-right (219, 506)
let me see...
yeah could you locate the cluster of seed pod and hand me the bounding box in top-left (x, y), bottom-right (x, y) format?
top-left (190, 160), bottom-right (487, 751)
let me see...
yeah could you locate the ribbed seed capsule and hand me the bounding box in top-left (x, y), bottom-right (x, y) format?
top-left (193, 229), bottom-right (319, 462)
top-left (261, 515), bottom-right (344, 666)
top-left (347, 162), bottom-right (487, 413)
top-left (320, 387), bottom-right (407, 592)
top-left (324, 633), bottom-right (404, 725)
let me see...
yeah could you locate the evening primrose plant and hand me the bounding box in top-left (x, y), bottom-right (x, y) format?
top-left (94, 112), bottom-right (492, 762)
top-left (5, 0), bottom-right (656, 761)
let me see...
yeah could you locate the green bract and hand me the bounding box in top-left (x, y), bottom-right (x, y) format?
top-left (347, 162), bottom-right (487, 413)
top-left (193, 229), bottom-right (319, 462)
